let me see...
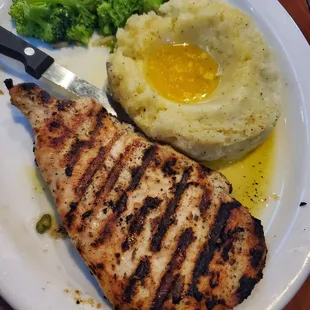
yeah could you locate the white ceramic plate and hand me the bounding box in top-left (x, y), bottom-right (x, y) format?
top-left (0, 0), bottom-right (309, 309)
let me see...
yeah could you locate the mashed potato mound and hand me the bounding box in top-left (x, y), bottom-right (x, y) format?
top-left (107, 0), bottom-right (283, 161)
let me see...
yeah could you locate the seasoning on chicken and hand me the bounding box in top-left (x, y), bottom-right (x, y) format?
top-left (6, 79), bottom-right (267, 310)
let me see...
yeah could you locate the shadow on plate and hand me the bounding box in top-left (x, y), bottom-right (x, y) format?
top-left (8, 103), bottom-right (34, 140)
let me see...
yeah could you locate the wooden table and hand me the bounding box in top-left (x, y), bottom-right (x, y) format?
top-left (1, 1), bottom-right (309, 310)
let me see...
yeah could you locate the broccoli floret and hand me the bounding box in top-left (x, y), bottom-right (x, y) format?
top-left (27, 5), bottom-right (70, 42)
top-left (10, 0), bottom-right (96, 45)
top-left (27, 0), bottom-right (97, 11)
top-left (10, 1), bottom-right (69, 42)
top-left (142, 0), bottom-right (165, 12)
top-left (10, 0), bottom-right (168, 45)
top-left (67, 1), bottom-right (97, 45)
top-left (97, 0), bottom-right (141, 36)
top-left (27, 0), bottom-right (97, 44)
top-left (97, 2), bottom-right (115, 36)
top-left (97, 0), bottom-right (167, 36)
top-left (10, 0), bottom-right (44, 39)
top-left (66, 13), bottom-right (96, 45)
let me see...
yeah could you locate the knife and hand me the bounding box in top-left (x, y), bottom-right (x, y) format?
top-left (0, 26), bottom-right (124, 119)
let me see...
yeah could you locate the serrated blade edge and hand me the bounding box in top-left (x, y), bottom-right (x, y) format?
top-left (42, 62), bottom-right (116, 116)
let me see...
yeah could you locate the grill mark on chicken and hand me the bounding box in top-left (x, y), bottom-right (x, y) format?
top-left (49, 120), bottom-right (60, 129)
top-left (198, 191), bottom-right (211, 216)
top-left (66, 108), bottom-right (106, 173)
top-left (236, 275), bottom-right (260, 303)
top-left (128, 145), bottom-right (158, 191)
top-left (81, 210), bottom-right (93, 220)
top-left (69, 143), bottom-right (123, 232)
top-left (77, 138), bottom-right (140, 237)
top-left (209, 271), bottom-right (220, 289)
top-left (171, 275), bottom-right (185, 305)
top-left (122, 196), bottom-right (163, 252)
top-left (19, 82), bottom-right (36, 92)
top-left (198, 165), bottom-right (212, 178)
top-left (92, 144), bottom-right (157, 247)
top-left (250, 248), bottom-right (264, 269)
top-left (122, 257), bottom-right (150, 303)
top-left (75, 146), bottom-right (106, 197)
top-left (91, 222), bottom-right (112, 247)
top-left (40, 90), bottom-right (51, 104)
top-left (111, 193), bottom-right (128, 215)
top-left (49, 122), bottom-right (71, 149)
top-left (205, 296), bottom-right (226, 310)
top-left (57, 99), bottom-right (74, 111)
top-left (75, 133), bottom-right (128, 232)
top-left (112, 145), bottom-right (157, 215)
top-left (220, 227), bottom-right (245, 262)
top-left (150, 167), bottom-right (193, 252)
top-left (65, 201), bottom-right (79, 228)
top-left (162, 158), bottom-right (177, 175)
top-left (150, 228), bottom-right (196, 310)
top-left (7, 82), bottom-right (268, 310)
top-left (94, 106), bottom-right (106, 126)
top-left (94, 139), bottom-right (137, 205)
top-left (66, 139), bottom-right (88, 169)
top-left (86, 107), bottom-right (106, 139)
top-left (188, 200), bottom-right (241, 301)
top-left (249, 217), bottom-right (266, 270)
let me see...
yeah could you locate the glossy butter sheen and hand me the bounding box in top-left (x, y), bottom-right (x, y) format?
top-left (205, 133), bottom-right (276, 216)
top-left (145, 43), bottom-right (220, 103)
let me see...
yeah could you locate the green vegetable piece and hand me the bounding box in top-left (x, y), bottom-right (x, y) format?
top-left (36, 214), bottom-right (52, 234)
top-left (66, 9), bottom-right (96, 45)
top-left (96, 0), bottom-right (167, 36)
top-left (10, 0), bottom-right (96, 45)
top-left (97, 0), bottom-right (142, 36)
top-left (107, 39), bottom-right (116, 52)
top-left (142, 0), bottom-right (165, 12)
top-left (10, 0), bottom-right (71, 43)
top-left (10, 1), bottom-right (41, 38)
top-left (10, 0), bottom-right (168, 45)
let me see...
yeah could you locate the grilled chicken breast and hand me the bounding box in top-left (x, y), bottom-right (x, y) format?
top-left (6, 80), bottom-right (267, 310)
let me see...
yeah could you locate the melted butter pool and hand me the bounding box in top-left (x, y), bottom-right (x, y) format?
top-left (204, 133), bottom-right (276, 216)
top-left (24, 166), bottom-right (46, 194)
top-left (145, 43), bottom-right (220, 103)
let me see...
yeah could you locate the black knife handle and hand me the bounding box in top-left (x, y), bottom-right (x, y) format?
top-left (0, 26), bottom-right (54, 79)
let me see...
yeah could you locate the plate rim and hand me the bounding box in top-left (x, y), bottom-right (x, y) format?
top-left (239, 0), bottom-right (310, 309)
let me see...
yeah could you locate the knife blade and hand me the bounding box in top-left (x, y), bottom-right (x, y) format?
top-left (0, 26), bottom-right (118, 117)
top-left (42, 62), bottom-right (116, 116)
